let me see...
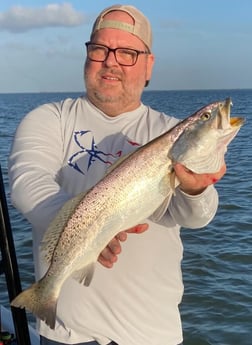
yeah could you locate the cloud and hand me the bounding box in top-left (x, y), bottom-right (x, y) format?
top-left (0, 3), bottom-right (85, 33)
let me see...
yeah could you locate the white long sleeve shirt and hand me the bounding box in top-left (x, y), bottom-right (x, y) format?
top-left (8, 96), bottom-right (218, 345)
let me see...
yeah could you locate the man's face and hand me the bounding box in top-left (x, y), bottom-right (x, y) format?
top-left (84, 10), bottom-right (154, 116)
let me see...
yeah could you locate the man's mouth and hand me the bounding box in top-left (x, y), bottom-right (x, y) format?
top-left (102, 75), bottom-right (120, 81)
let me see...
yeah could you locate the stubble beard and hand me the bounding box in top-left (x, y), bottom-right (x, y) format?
top-left (87, 80), bottom-right (143, 111)
top-left (85, 68), bottom-right (145, 113)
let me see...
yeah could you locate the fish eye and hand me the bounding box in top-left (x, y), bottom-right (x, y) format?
top-left (200, 112), bottom-right (211, 121)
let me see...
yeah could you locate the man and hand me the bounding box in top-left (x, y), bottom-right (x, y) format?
top-left (8, 4), bottom-right (226, 345)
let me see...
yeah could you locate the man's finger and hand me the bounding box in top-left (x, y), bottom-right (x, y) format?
top-left (125, 223), bottom-right (149, 234)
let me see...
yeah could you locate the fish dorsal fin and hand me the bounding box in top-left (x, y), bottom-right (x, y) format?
top-left (41, 191), bottom-right (87, 263)
top-left (71, 262), bottom-right (96, 286)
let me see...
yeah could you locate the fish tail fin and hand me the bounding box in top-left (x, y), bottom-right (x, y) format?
top-left (11, 281), bottom-right (58, 329)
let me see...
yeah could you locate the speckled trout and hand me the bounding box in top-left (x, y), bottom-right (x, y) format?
top-left (11, 98), bottom-right (244, 329)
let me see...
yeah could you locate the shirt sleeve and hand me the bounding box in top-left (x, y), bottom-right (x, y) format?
top-left (8, 103), bottom-right (70, 236)
top-left (161, 185), bottom-right (219, 229)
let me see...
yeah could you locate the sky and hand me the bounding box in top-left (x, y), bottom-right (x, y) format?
top-left (0, 0), bottom-right (252, 93)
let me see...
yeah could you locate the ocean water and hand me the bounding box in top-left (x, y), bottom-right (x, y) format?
top-left (0, 90), bottom-right (251, 344)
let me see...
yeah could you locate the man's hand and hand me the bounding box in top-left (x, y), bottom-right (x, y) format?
top-left (98, 223), bottom-right (149, 268)
top-left (173, 162), bottom-right (227, 195)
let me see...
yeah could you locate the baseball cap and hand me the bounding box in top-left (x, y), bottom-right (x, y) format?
top-left (90, 4), bottom-right (152, 52)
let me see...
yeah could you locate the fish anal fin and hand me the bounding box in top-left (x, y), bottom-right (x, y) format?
top-left (71, 262), bottom-right (96, 287)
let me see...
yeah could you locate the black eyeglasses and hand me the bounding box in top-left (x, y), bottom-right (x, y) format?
top-left (85, 42), bottom-right (149, 66)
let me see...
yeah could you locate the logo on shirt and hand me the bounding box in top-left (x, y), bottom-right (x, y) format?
top-left (68, 130), bottom-right (120, 175)
top-left (68, 130), bottom-right (140, 175)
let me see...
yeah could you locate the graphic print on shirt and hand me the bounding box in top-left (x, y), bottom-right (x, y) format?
top-left (68, 130), bottom-right (141, 175)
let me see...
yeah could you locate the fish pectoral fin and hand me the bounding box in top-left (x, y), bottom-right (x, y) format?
top-left (149, 192), bottom-right (173, 222)
top-left (170, 169), bottom-right (180, 194)
top-left (71, 262), bottom-right (96, 287)
top-left (149, 170), bottom-right (180, 223)
top-left (170, 169), bottom-right (176, 194)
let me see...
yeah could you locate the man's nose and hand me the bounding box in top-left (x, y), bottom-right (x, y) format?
top-left (104, 50), bottom-right (119, 66)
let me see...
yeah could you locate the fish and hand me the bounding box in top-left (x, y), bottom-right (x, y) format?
top-left (11, 98), bottom-right (244, 329)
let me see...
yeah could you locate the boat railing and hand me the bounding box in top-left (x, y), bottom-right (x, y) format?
top-left (0, 163), bottom-right (32, 345)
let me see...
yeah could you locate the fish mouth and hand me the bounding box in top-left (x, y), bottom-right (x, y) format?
top-left (230, 116), bottom-right (245, 127)
top-left (215, 98), bottom-right (244, 130)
